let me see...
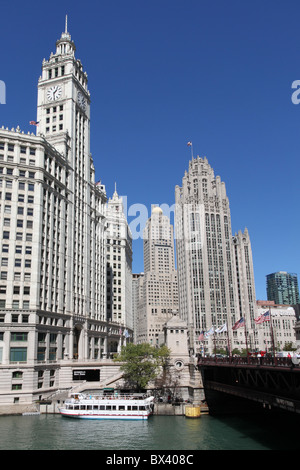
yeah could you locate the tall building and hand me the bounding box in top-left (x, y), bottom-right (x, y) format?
top-left (0, 20), bottom-right (122, 405)
top-left (132, 273), bottom-right (144, 344)
top-left (105, 185), bottom-right (133, 333)
top-left (136, 207), bottom-right (178, 345)
top-left (266, 272), bottom-right (300, 305)
top-left (175, 156), bottom-right (257, 354)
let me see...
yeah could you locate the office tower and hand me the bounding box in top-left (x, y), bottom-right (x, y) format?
top-left (105, 186), bottom-right (133, 332)
top-left (137, 207), bottom-right (178, 345)
top-left (232, 229), bottom-right (257, 324)
top-left (175, 156), bottom-right (257, 354)
top-left (132, 273), bottom-right (144, 343)
top-left (0, 20), bottom-right (122, 404)
top-left (266, 272), bottom-right (300, 305)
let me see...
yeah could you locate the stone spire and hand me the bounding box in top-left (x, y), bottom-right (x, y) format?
top-left (56, 14), bottom-right (76, 55)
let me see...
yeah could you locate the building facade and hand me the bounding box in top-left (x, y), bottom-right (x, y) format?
top-left (175, 156), bottom-right (257, 355)
top-left (132, 273), bottom-right (144, 344)
top-left (0, 21), bottom-right (123, 405)
top-left (136, 207), bottom-right (179, 345)
top-left (255, 301), bottom-right (297, 352)
top-left (266, 271), bottom-right (300, 306)
top-left (105, 186), bottom-right (133, 337)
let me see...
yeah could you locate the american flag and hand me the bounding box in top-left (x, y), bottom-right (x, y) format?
top-left (29, 121), bottom-right (39, 126)
top-left (187, 141), bottom-right (192, 147)
top-left (232, 317), bottom-right (245, 330)
top-left (254, 310), bottom-right (271, 324)
top-left (198, 331), bottom-right (205, 341)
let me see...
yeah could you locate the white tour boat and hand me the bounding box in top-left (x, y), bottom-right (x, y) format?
top-left (59, 392), bottom-right (155, 420)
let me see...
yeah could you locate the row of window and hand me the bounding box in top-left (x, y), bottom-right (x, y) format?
top-left (0, 142), bottom-right (36, 155)
top-left (0, 181), bottom-right (35, 191)
top-left (0, 285), bottom-right (30, 294)
top-left (0, 300), bottom-right (30, 309)
top-left (0, 169), bottom-right (35, 179)
top-left (67, 404), bottom-right (146, 411)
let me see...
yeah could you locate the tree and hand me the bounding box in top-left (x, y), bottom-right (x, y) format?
top-left (114, 343), bottom-right (170, 391)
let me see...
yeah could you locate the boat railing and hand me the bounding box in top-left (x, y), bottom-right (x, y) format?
top-left (67, 393), bottom-right (151, 403)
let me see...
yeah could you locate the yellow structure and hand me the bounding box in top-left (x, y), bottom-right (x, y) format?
top-left (185, 405), bottom-right (201, 418)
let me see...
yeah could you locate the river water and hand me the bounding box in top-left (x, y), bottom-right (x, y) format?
top-left (0, 411), bottom-right (298, 451)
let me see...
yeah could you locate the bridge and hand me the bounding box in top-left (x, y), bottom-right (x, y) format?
top-left (197, 356), bottom-right (300, 415)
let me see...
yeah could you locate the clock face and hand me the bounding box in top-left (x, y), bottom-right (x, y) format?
top-left (47, 85), bottom-right (62, 101)
top-left (77, 91), bottom-right (86, 110)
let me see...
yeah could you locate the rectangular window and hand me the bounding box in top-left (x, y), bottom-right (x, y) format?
top-left (11, 332), bottom-right (28, 341)
top-left (37, 347), bottom-right (46, 361)
top-left (10, 347), bottom-right (27, 362)
top-left (12, 384), bottom-right (22, 390)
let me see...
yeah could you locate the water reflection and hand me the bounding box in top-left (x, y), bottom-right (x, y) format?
top-left (0, 413), bottom-right (298, 450)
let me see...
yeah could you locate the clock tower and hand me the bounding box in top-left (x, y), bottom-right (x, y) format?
top-left (35, 18), bottom-right (105, 329)
top-left (37, 16), bottom-right (90, 163)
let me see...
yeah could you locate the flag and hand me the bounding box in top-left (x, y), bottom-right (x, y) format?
top-left (29, 121), bottom-right (39, 126)
top-left (232, 317), bottom-right (245, 330)
top-left (215, 323), bottom-right (227, 333)
top-left (124, 329), bottom-right (129, 338)
top-left (254, 310), bottom-right (270, 324)
top-left (187, 141), bottom-right (192, 146)
top-left (204, 326), bottom-right (215, 338)
top-left (198, 331), bottom-right (205, 341)
top-left (119, 328), bottom-right (122, 335)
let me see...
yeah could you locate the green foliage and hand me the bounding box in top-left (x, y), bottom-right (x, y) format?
top-left (283, 342), bottom-right (297, 352)
top-left (114, 343), bottom-right (170, 391)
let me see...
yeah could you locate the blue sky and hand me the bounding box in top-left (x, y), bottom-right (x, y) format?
top-left (1, 0), bottom-right (299, 300)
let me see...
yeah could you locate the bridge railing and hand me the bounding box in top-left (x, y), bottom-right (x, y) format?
top-left (197, 356), bottom-right (300, 368)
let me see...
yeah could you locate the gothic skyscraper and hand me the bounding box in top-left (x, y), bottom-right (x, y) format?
top-left (175, 156), bottom-right (257, 354)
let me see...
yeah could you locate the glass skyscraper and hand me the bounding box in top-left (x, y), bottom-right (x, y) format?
top-left (266, 272), bottom-right (300, 305)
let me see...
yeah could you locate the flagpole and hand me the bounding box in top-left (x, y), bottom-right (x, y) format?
top-left (187, 141), bottom-right (193, 158)
top-left (244, 317), bottom-right (250, 363)
top-left (227, 327), bottom-right (231, 358)
top-left (214, 331), bottom-right (216, 361)
top-left (269, 307), bottom-right (277, 365)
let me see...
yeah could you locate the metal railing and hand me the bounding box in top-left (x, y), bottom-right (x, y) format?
top-left (197, 355), bottom-right (300, 368)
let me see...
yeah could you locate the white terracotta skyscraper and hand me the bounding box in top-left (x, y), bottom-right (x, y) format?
top-left (175, 156), bottom-right (257, 354)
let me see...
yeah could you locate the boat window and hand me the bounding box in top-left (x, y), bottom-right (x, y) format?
top-left (127, 406), bottom-right (131, 410)
top-left (87, 405), bottom-right (93, 410)
top-left (74, 405), bottom-right (79, 410)
top-left (93, 405), bottom-right (98, 410)
top-left (106, 405), bottom-right (111, 410)
top-left (119, 405), bottom-right (125, 410)
top-left (100, 405), bottom-right (105, 410)
top-left (139, 406), bottom-right (145, 410)
top-left (112, 405), bottom-right (116, 410)
top-left (132, 406), bottom-right (138, 410)
top-left (80, 405), bottom-right (86, 410)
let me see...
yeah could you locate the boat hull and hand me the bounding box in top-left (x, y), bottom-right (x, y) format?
top-left (60, 410), bottom-right (151, 420)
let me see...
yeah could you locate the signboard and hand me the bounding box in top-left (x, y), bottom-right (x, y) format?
top-left (72, 369), bottom-right (100, 381)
